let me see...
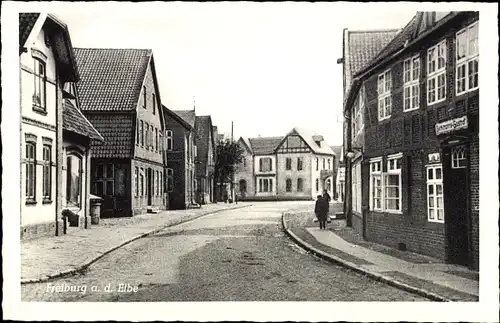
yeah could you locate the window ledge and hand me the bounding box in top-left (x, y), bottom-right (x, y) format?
top-left (428, 220), bottom-right (445, 224)
top-left (403, 107), bottom-right (420, 113)
top-left (32, 106), bottom-right (48, 115)
top-left (25, 199), bottom-right (37, 205)
top-left (385, 210), bottom-right (403, 215)
top-left (42, 199), bottom-right (53, 204)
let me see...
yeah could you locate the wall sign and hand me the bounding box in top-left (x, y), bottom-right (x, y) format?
top-left (435, 116), bottom-right (468, 136)
top-left (428, 153), bottom-right (441, 163)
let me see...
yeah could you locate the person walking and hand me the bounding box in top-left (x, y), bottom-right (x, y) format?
top-left (314, 195), bottom-right (329, 230)
top-left (323, 189), bottom-right (331, 223)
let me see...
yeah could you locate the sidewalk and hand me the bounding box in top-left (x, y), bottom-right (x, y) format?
top-left (21, 202), bottom-right (251, 284)
top-left (282, 208), bottom-right (479, 302)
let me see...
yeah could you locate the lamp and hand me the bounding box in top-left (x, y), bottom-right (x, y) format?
top-left (346, 146), bottom-right (363, 159)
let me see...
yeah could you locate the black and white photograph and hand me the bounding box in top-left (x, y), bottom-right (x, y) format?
top-left (2, 1), bottom-right (499, 322)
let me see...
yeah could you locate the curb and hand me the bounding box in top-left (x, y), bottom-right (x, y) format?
top-left (281, 213), bottom-right (452, 302)
top-left (21, 204), bottom-right (252, 284)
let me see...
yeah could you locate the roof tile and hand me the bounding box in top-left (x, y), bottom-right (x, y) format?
top-left (172, 110), bottom-right (196, 129)
top-left (85, 114), bottom-right (134, 158)
top-left (19, 13), bottom-right (40, 49)
top-left (248, 136), bottom-right (284, 155)
top-left (74, 48), bottom-right (151, 112)
top-left (63, 99), bottom-right (103, 141)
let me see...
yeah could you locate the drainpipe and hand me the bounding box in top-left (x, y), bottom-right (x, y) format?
top-left (344, 110), bottom-right (353, 228)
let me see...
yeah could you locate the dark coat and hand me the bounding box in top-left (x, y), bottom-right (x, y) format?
top-left (323, 192), bottom-right (331, 203)
top-left (315, 197), bottom-right (329, 221)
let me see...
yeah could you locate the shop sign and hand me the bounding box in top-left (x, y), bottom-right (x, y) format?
top-left (435, 116), bottom-right (468, 136)
top-left (428, 153), bottom-right (441, 163)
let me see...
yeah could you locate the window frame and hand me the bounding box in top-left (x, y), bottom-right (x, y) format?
top-left (427, 39), bottom-right (447, 106)
top-left (42, 143), bottom-right (52, 202)
top-left (369, 157), bottom-right (383, 212)
top-left (167, 168), bottom-right (174, 193)
top-left (152, 93), bottom-right (156, 115)
top-left (32, 58), bottom-right (47, 112)
top-left (297, 157), bottom-right (303, 171)
top-left (258, 178), bottom-right (273, 193)
top-left (140, 120), bottom-right (144, 147)
top-left (297, 178), bottom-right (303, 192)
top-left (455, 22), bottom-right (479, 96)
top-left (66, 153), bottom-right (83, 208)
top-left (384, 153), bottom-right (403, 213)
top-left (25, 138), bottom-right (37, 203)
top-left (352, 85), bottom-right (365, 137)
top-left (285, 158), bottom-right (292, 170)
top-left (166, 130), bottom-right (173, 151)
top-left (135, 167), bottom-right (139, 197)
top-left (426, 164), bottom-right (444, 223)
top-left (285, 178), bottom-right (292, 192)
top-left (377, 69), bottom-right (392, 121)
top-left (143, 86), bottom-right (147, 109)
top-left (352, 161), bottom-right (362, 213)
top-left (403, 55), bottom-right (421, 112)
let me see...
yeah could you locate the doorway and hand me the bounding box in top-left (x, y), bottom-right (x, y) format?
top-left (443, 144), bottom-right (470, 266)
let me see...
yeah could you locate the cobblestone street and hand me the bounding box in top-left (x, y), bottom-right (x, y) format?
top-left (21, 202), bottom-right (425, 301)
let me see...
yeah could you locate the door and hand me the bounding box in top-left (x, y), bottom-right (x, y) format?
top-left (443, 144), bottom-right (470, 266)
top-left (147, 168), bottom-right (152, 206)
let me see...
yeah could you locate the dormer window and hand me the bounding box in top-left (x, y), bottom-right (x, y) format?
top-left (315, 141), bottom-right (321, 147)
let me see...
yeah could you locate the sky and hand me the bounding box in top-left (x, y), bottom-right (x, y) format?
top-left (49, 3), bottom-right (417, 146)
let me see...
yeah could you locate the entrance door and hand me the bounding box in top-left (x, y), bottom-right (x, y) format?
top-left (147, 168), bottom-right (152, 206)
top-left (443, 145), bottom-right (470, 266)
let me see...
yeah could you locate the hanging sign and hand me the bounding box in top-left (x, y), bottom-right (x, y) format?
top-left (435, 116), bottom-right (468, 136)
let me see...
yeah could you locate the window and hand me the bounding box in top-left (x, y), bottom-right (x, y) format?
top-left (352, 161), bottom-right (362, 213)
top-left (297, 178), bottom-right (303, 192)
top-left (315, 178), bottom-right (319, 192)
top-left (136, 119), bottom-right (140, 145)
top-left (369, 158), bottom-right (383, 211)
top-left (352, 85), bottom-right (365, 137)
top-left (297, 158), bottom-right (303, 171)
top-left (159, 171), bottom-right (163, 195)
top-left (145, 123), bottom-right (149, 149)
top-left (456, 22), bottom-right (479, 95)
top-left (150, 125), bottom-right (154, 149)
top-left (316, 158), bottom-right (319, 171)
top-left (156, 170), bottom-right (159, 196)
top-left (286, 158), bottom-right (292, 170)
top-left (140, 168), bottom-right (145, 196)
top-left (143, 86), bottom-right (147, 109)
top-left (140, 121), bottom-right (144, 147)
top-left (66, 154), bottom-right (82, 207)
top-left (286, 179), bottom-right (292, 192)
top-left (167, 168), bottom-right (173, 192)
top-left (451, 145), bottom-right (467, 169)
top-left (243, 158), bottom-right (247, 168)
top-left (159, 132), bottom-right (163, 152)
top-left (95, 163), bottom-right (114, 196)
top-left (166, 130), bottom-right (173, 151)
top-left (378, 69), bottom-right (392, 120)
top-left (155, 128), bottom-right (158, 152)
top-left (384, 155), bottom-right (402, 212)
top-left (152, 93), bottom-right (156, 114)
top-left (403, 55), bottom-right (420, 111)
top-left (322, 158), bottom-right (325, 170)
top-left (259, 157), bottom-right (272, 172)
top-left (328, 159), bottom-right (331, 170)
top-left (427, 40), bottom-right (447, 105)
top-left (239, 179), bottom-right (247, 193)
top-left (258, 178), bottom-right (273, 192)
top-left (42, 144), bottom-right (52, 201)
top-left (25, 139), bottom-right (36, 202)
top-left (135, 167), bottom-right (139, 197)
top-left (33, 58), bottom-right (46, 111)
top-left (427, 164), bottom-right (444, 223)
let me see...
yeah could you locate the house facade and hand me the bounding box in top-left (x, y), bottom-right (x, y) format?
top-left (343, 12), bottom-right (479, 269)
top-left (75, 48), bottom-right (167, 217)
top-left (168, 110), bottom-right (197, 208)
top-left (163, 107), bottom-right (195, 210)
top-left (235, 128), bottom-right (336, 201)
top-left (19, 13), bottom-right (102, 239)
top-left (195, 115), bottom-right (216, 204)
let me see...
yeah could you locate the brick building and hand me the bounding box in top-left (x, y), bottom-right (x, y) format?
top-left (163, 107), bottom-right (196, 209)
top-left (194, 115), bottom-right (216, 205)
top-left (342, 12), bottom-right (479, 269)
top-left (75, 48), bottom-right (167, 217)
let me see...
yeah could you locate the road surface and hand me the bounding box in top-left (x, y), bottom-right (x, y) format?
top-left (21, 202), bottom-right (426, 301)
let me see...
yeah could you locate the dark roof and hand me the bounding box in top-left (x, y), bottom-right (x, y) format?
top-left (164, 106), bottom-right (192, 131)
top-left (195, 116), bottom-right (214, 177)
top-left (348, 29), bottom-right (400, 77)
top-left (63, 99), bottom-right (103, 141)
top-left (172, 110), bottom-right (196, 129)
top-left (74, 48), bottom-right (152, 112)
top-left (85, 114), bottom-right (134, 158)
top-left (248, 136), bottom-right (284, 155)
top-left (19, 13), bottom-right (40, 49)
top-left (330, 145), bottom-right (342, 161)
top-left (354, 14), bottom-right (420, 77)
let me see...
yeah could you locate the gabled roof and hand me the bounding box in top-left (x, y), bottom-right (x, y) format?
top-left (19, 13), bottom-right (40, 49)
top-left (63, 99), bottom-right (104, 141)
top-left (20, 13), bottom-right (79, 82)
top-left (74, 48), bottom-right (152, 112)
top-left (248, 136), bottom-right (284, 155)
top-left (84, 114), bottom-right (134, 158)
top-left (164, 106), bottom-right (192, 131)
top-left (237, 137), bottom-right (253, 154)
top-left (347, 29), bottom-right (400, 78)
top-left (284, 127), bottom-right (335, 155)
top-left (194, 115), bottom-right (214, 176)
top-left (172, 110), bottom-right (196, 129)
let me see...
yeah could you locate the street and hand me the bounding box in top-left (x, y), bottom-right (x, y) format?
top-left (21, 202), bottom-right (426, 301)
